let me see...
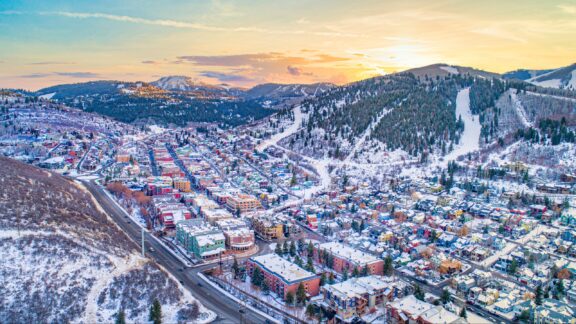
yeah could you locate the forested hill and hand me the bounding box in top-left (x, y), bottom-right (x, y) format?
top-left (34, 78), bottom-right (335, 127)
top-left (282, 64), bottom-right (576, 163)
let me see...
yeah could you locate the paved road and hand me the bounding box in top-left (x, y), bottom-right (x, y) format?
top-left (80, 179), bottom-right (271, 324)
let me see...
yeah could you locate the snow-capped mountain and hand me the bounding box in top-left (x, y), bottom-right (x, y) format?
top-left (504, 63), bottom-right (576, 90)
top-left (281, 64), bottom-right (576, 167)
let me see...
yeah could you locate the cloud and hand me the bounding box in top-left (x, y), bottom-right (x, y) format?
top-left (287, 65), bottom-right (302, 76)
top-left (178, 52), bottom-right (349, 67)
top-left (18, 72), bottom-right (100, 79)
top-left (558, 5), bottom-right (576, 14)
top-left (142, 60), bottom-right (159, 64)
top-left (27, 11), bottom-right (364, 38)
top-left (287, 65), bottom-right (314, 77)
top-left (27, 61), bottom-right (75, 65)
top-left (54, 72), bottom-right (99, 78)
top-left (19, 73), bottom-right (52, 79)
top-left (199, 71), bottom-right (252, 82)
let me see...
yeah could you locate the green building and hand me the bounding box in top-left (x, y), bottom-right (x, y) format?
top-left (176, 219), bottom-right (225, 259)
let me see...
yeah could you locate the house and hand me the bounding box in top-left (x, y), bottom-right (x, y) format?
top-left (387, 295), bottom-right (464, 324)
top-left (533, 299), bottom-right (576, 324)
top-left (247, 254), bottom-right (320, 299)
top-left (321, 276), bottom-right (406, 323)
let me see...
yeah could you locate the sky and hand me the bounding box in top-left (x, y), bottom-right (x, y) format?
top-left (1, 0), bottom-right (575, 90)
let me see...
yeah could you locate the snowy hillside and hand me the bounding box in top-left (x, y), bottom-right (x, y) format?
top-left (526, 63), bottom-right (576, 90)
top-left (0, 157), bottom-right (213, 323)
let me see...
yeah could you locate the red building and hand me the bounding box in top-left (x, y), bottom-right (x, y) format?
top-left (317, 242), bottom-right (384, 275)
top-left (247, 254), bottom-right (320, 299)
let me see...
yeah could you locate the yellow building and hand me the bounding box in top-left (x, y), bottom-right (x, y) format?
top-left (173, 177), bottom-right (191, 192)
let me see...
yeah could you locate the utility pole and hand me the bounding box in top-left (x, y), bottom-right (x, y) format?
top-left (141, 228), bottom-right (145, 257)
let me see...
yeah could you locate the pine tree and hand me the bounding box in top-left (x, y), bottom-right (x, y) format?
top-left (149, 299), bottom-right (162, 324)
top-left (384, 255), bottom-right (394, 276)
top-left (361, 264), bottom-right (369, 277)
top-left (414, 285), bottom-right (424, 301)
top-left (441, 289), bottom-right (451, 304)
top-left (261, 278), bottom-right (270, 294)
top-left (459, 307), bottom-right (467, 319)
top-left (286, 291), bottom-right (295, 305)
top-left (232, 256), bottom-right (240, 279)
top-left (283, 241), bottom-right (289, 255)
top-left (306, 256), bottom-right (316, 273)
top-left (252, 267), bottom-right (263, 287)
top-left (535, 284), bottom-right (543, 305)
top-left (320, 273), bottom-right (326, 286)
top-left (275, 242), bottom-right (282, 256)
top-left (290, 240), bottom-right (296, 257)
top-left (342, 270), bottom-right (348, 281)
top-left (307, 241), bottom-right (314, 257)
top-left (306, 303), bottom-right (316, 318)
top-left (296, 283), bottom-right (307, 305)
top-left (115, 309), bottom-right (126, 324)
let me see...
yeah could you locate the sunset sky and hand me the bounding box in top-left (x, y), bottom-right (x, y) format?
top-left (1, 0), bottom-right (576, 90)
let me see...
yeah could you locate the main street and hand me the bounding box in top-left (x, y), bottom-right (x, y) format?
top-left (80, 179), bottom-right (273, 324)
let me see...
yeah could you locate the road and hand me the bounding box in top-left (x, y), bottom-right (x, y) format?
top-left (80, 179), bottom-right (271, 324)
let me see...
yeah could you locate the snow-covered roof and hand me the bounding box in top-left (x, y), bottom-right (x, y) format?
top-left (319, 242), bottom-right (380, 266)
top-left (250, 254), bottom-right (317, 284)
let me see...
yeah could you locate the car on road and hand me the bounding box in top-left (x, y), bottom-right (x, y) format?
top-left (148, 247), bottom-right (156, 252)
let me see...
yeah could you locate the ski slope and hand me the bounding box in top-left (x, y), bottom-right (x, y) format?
top-left (257, 106), bottom-right (302, 151)
top-left (442, 88), bottom-right (481, 163)
top-left (510, 89), bottom-right (532, 127)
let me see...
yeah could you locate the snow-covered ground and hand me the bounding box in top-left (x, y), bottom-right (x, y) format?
top-left (257, 106), bottom-right (303, 151)
top-left (439, 88), bottom-right (481, 166)
top-left (510, 89), bottom-right (532, 127)
top-left (440, 65), bottom-right (459, 74)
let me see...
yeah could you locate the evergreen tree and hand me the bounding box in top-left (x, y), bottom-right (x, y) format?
top-left (306, 256), bottom-right (316, 273)
top-left (261, 278), bottom-right (270, 294)
top-left (149, 299), bottom-right (162, 324)
top-left (352, 267), bottom-right (360, 277)
top-left (306, 303), bottom-right (316, 318)
top-left (298, 238), bottom-right (305, 253)
top-left (342, 270), bottom-right (348, 281)
top-left (286, 291), bottom-right (295, 305)
top-left (414, 285), bottom-right (425, 301)
top-left (252, 267), bottom-right (263, 287)
top-left (283, 241), bottom-right (289, 255)
top-left (441, 289), bottom-right (451, 304)
top-left (459, 307), bottom-right (467, 319)
top-left (535, 284), bottom-right (543, 305)
top-left (296, 283), bottom-right (307, 305)
top-left (307, 241), bottom-right (315, 257)
top-left (328, 272), bottom-right (335, 284)
top-left (275, 242), bottom-right (282, 256)
top-left (320, 273), bottom-right (327, 286)
top-left (384, 255), bottom-right (394, 276)
top-left (557, 279), bottom-right (565, 297)
top-left (232, 256), bottom-right (240, 279)
top-left (294, 256), bottom-right (303, 268)
top-left (290, 240), bottom-right (296, 257)
top-left (361, 264), bottom-right (369, 277)
top-left (115, 309), bottom-right (126, 324)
